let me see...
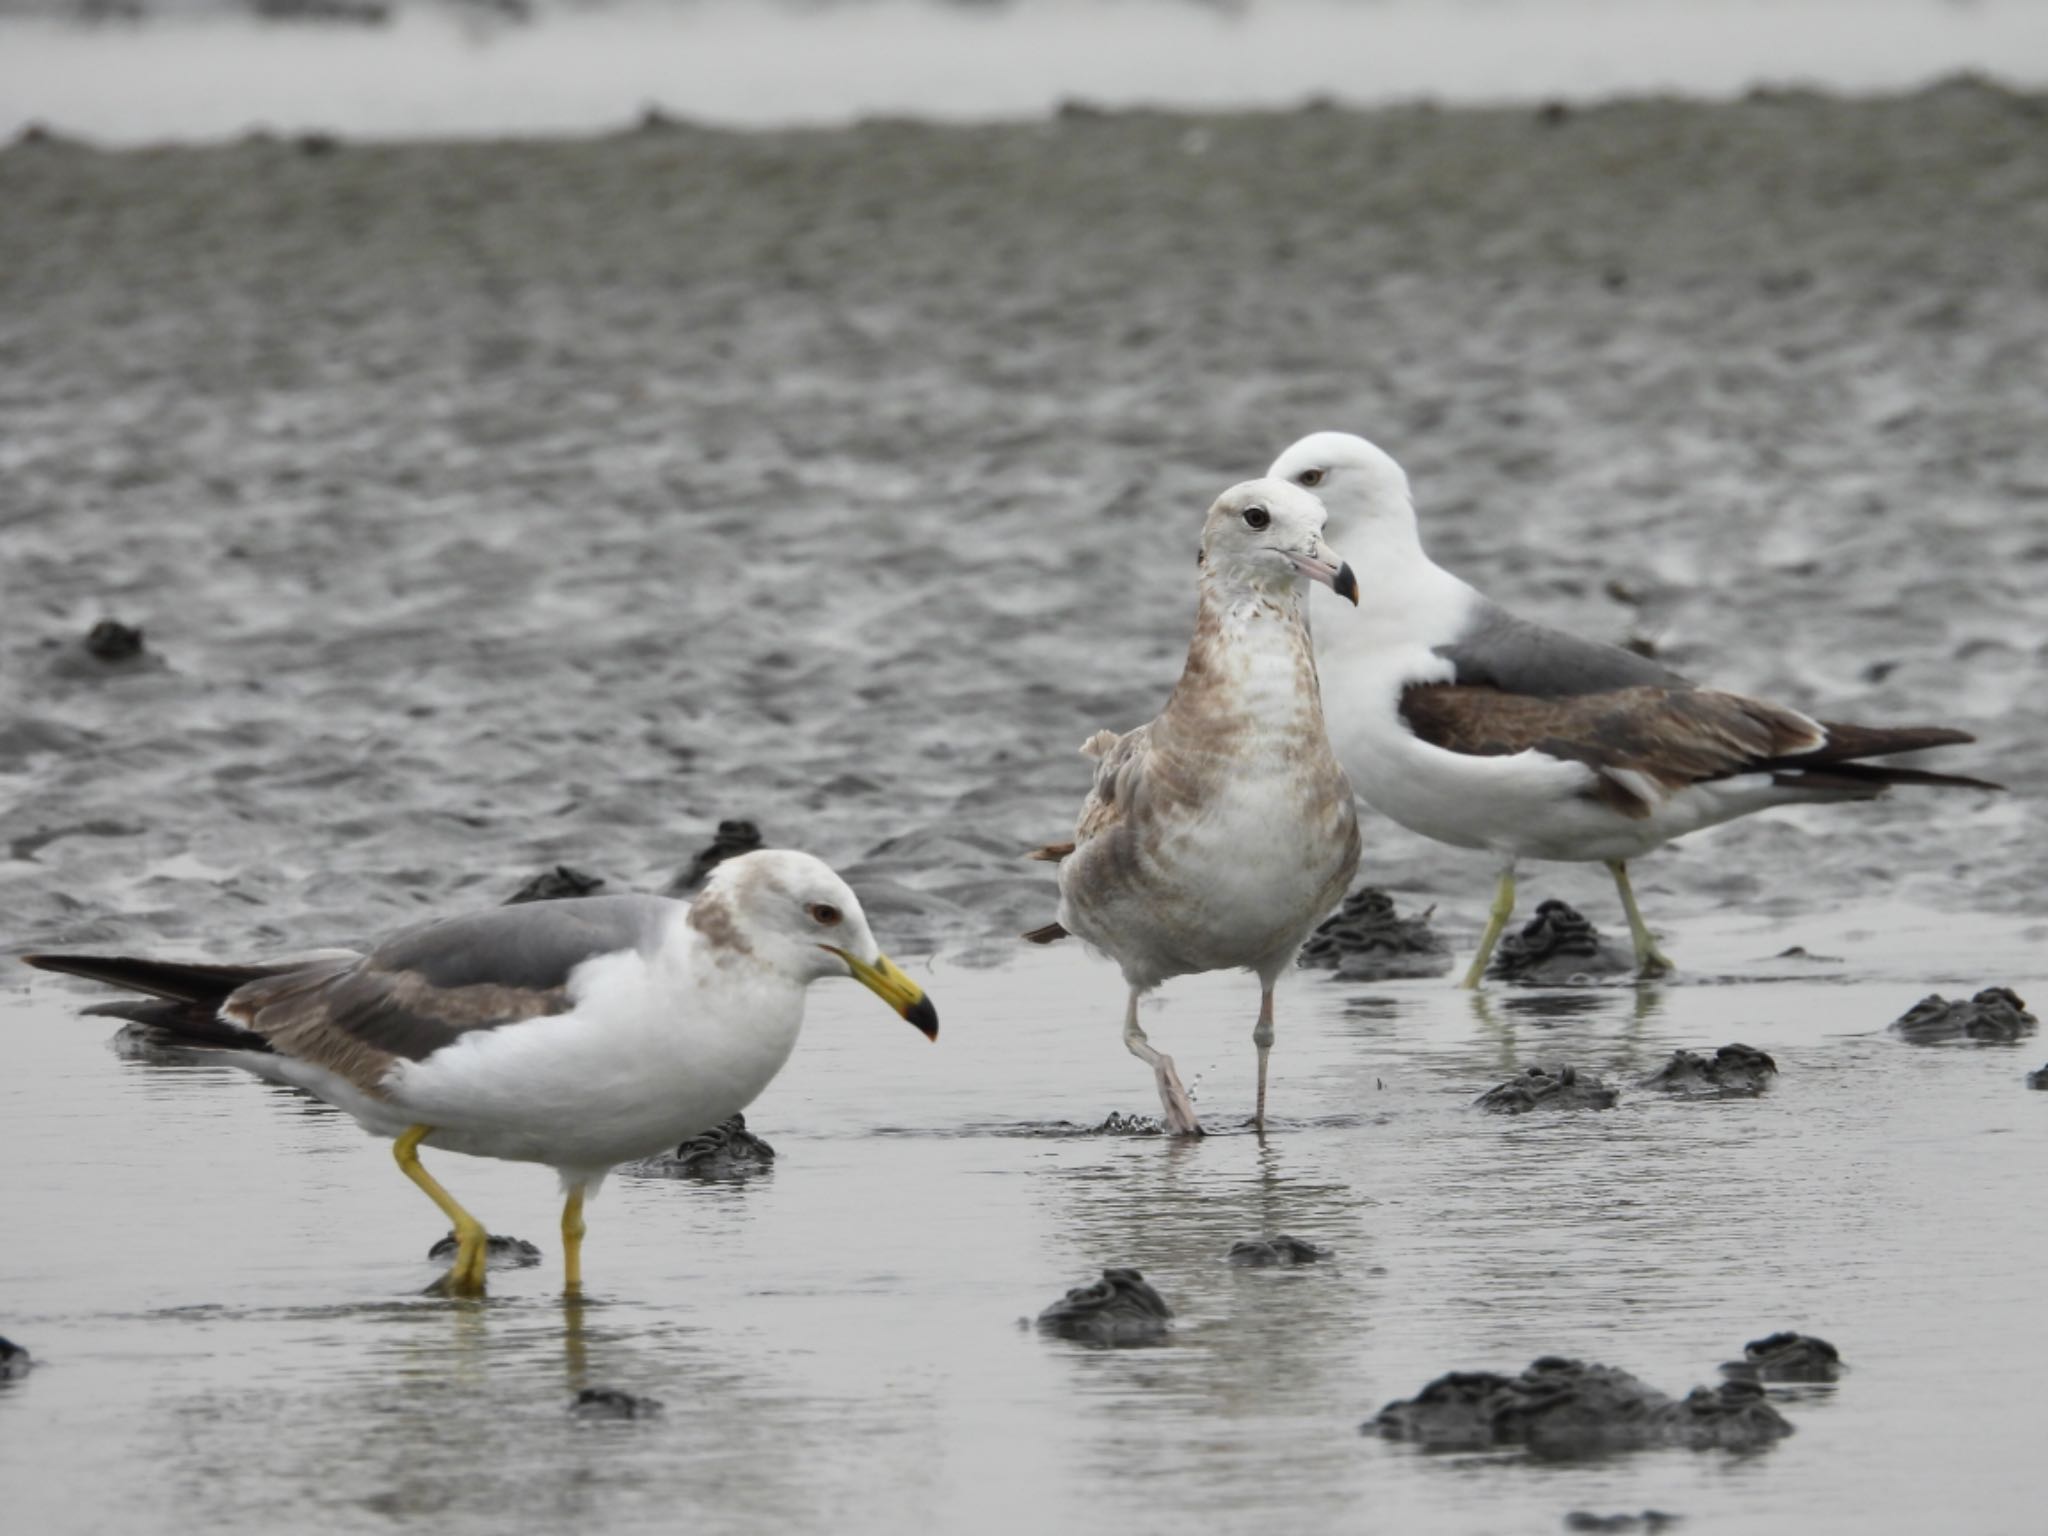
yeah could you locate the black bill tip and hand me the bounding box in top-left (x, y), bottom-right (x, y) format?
top-left (906, 994), bottom-right (940, 1041)
top-left (1333, 561), bottom-right (1360, 605)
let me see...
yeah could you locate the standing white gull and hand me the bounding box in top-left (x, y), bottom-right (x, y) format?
top-left (1024, 479), bottom-right (1363, 1135)
top-left (1265, 431), bottom-right (2002, 987)
top-left (26, 849), bottom-right (937, 1296)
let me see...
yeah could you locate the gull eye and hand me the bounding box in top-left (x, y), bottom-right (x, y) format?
top-left (807, 902), bottom-right (843, 927)
top-left (1242, 506), bottom-right (1271, 530)
top-left (1297, 468), bottom-right (1325, 488)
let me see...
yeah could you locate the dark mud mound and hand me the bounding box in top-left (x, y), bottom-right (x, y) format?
top-left (505, 865), bottom-right (606, 903)
top-left (0, 1336), bottom-right (31, 1381)
top-left (44, 619), bottom-right (167, 681)
top-left (570, 1387), bottom-right (664, 1421)
top-left (1488, 901), bottom-right (1636, 984)
top-left (1641, 1044), bottom-right (1778, 1096)
top-left (1227, 1234), bottom-right (1331, 1267)
top-left (1721, 1332), bottom-right (1843, 1383)
top-left (1036, 1268), bottom-right (1173, 1346)
top-left (1475, 1064), bottom-right (1618, 1114)
top-left (84, 620), bottom-right (147, 662)
top-left (622, 1112), bottom-right (776, 1180)
top-left (1888, 988), bottom-right (2036, 1045)
top-left (1370, 1356), bottom-right (1794, 1456)
top-left (427, 1233), bottom-right (542, 1270)
top-left (2028, 1064), bottom-right (2048, 1089)
top-left (668, 820), bottom-right (765, 896)
top-left (1298, 887), bottom-right (1452, 981)
top-left (1564, 1515), bottom-right (1681, 1533)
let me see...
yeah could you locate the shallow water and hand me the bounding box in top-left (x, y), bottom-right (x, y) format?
top-left (6, 913), bottom-right (2047, 1534)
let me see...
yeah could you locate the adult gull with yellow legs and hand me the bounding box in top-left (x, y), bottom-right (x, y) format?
top-left (26, 849), bottom-right (937, 1295)
top-left (1265, 431), bottom-right (2001, 987)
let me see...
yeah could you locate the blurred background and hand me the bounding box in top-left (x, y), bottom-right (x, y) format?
top-left (2, 0), bottom-right (2045, 143)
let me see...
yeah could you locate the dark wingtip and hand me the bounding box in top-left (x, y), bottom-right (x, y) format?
top-left (1334, 562), bottom-right (1360, 605)
top-left (1021, 922), bottom-right (1070, 945)
top-left (906, 995), bottom-right (939, 1041)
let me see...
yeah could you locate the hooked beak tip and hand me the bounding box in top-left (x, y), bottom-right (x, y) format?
top-left (906, 995), bottom-right (940, 1040)
top-left (1334, 561), bottom-right (1360, 605)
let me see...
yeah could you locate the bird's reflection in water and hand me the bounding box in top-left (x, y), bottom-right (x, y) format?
top-left (1466, 983), bottom-right (1665, 1074)
top-left (1028, 1133), bottom-right (1376, 1523)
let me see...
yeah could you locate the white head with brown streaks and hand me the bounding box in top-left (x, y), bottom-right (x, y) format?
top-left (1197, 478), bottom-right (1359, 611)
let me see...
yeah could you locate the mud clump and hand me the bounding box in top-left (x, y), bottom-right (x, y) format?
top-left (1010, 1112), bottom-right (1163, 1137)
top-left (1298, 887), bottom-right (1452, 980)
top-left (1488, 901), bottom-right (1636, 983)
top-left (1475, 1064), bottom-right (1618, 1114)
top-left (84, 619), bottom-right (147, 661)
top-left (1370, 1356), bottom-right (1794, 1456)
top-left (1564, 1515), bottom-right (1681, 1533)
top-left (427, 1233), bottom-right (543, 1270)
top-left (1641, 1044), bottom-right (1778, 1096)
top-left (622, 1112), bottom-right (776, 1180)
top-left (570, 1387), bottom-right (664, 1421)
top-left (1720, 1332), bottom-right (1843, 1383)
top-left (504, 865), bottom-right (606, 904)
top-left (669, 819), bottom-right (766, 895)
top-left (2028, 1065), bottom-right (2048, 1089)
top-left (0, 1336), bottom-right (31, 1381)
top-left (1888, 987), bottom-right (2036, 1045)
top-left (1228, 1234), bottom-right (1332, 1267)
top-left (1036, 1268), bottom-right (1173, 1346)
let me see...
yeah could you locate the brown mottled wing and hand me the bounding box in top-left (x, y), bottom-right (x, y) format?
top-left (1072, 725), bottom-right (1154, 848)
top-left (1397, 684), bottom-right (1829, 815)
top-left (222, 895), bottom-right (676, 1092)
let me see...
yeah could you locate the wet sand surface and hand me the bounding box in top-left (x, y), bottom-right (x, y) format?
top-left (7, 919), bottom-right (2048, 1534)
top-left (3, 81), bottom-right (2046, 1532)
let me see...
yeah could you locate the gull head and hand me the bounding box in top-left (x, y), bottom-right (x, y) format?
top-left (1266, 432), bottom-right (1419, 550)
top-left (1200, 478), bottom-right (1358, 605)
top-left (697, 850), bottom-right (937, 1038)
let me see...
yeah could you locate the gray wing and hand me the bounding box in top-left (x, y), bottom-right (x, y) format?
top-left (1438, 598), bottom-right (1690, 698)
top-left (223, 894), bottom-right (677, 1092)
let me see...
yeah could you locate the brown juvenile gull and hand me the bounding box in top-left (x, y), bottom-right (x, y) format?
top-left (25, 850), bottom-right (937, 1297)
top-left (1025, 479), bottom-right (1363, 1135)
top-left (1266, 431), bottom-right (2003, 987)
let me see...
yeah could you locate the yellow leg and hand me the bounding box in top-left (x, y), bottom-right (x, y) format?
top-left (561, 1187), bottom-right (587, 1296)
top-left (1607, 860), bottom-right (1675, 978)
top-left (395, 1125), bottom-right (490, 1297)
top-left (1458, 866), bottom-right (1518, 990)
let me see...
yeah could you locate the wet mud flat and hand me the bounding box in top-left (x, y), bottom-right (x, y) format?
top-left (1, 80), bottom-right (2043, 964)
top-left (6, 921), bottom-right (2048, 1535)
top-left (3, 79), bottom-right (2048, 1536)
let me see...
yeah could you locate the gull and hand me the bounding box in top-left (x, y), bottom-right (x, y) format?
top-left (25, 850), bottom-right (937, 1295)
top-left (1266, 431), bottom-right (2001, 987)
top-left (1025, 479), bottom-right (1362, 1135)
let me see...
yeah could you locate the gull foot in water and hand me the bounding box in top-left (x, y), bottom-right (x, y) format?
top-left (1153, 1056), bottom-right (1204, 1138)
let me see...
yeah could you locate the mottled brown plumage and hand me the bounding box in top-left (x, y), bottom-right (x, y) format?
top-left (1029, 479), bottom-right (1363, 1134)
top-left (1398, 683), bottom-right (2000, 818)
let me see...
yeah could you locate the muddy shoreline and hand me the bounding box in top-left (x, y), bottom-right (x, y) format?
top-left (2, 80), bottom-right (2042, 965)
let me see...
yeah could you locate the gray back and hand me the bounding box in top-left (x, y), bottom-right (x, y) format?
top-left (1437, 598), bottom-right (1691, 698)
top-left (369, 894), bottom-right (677, 993)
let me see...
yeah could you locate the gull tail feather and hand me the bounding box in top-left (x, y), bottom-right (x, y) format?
top-left (22, 953), bottom-right (290, 1050)
top-left (1776, 722), bottom-right (2003, 792)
